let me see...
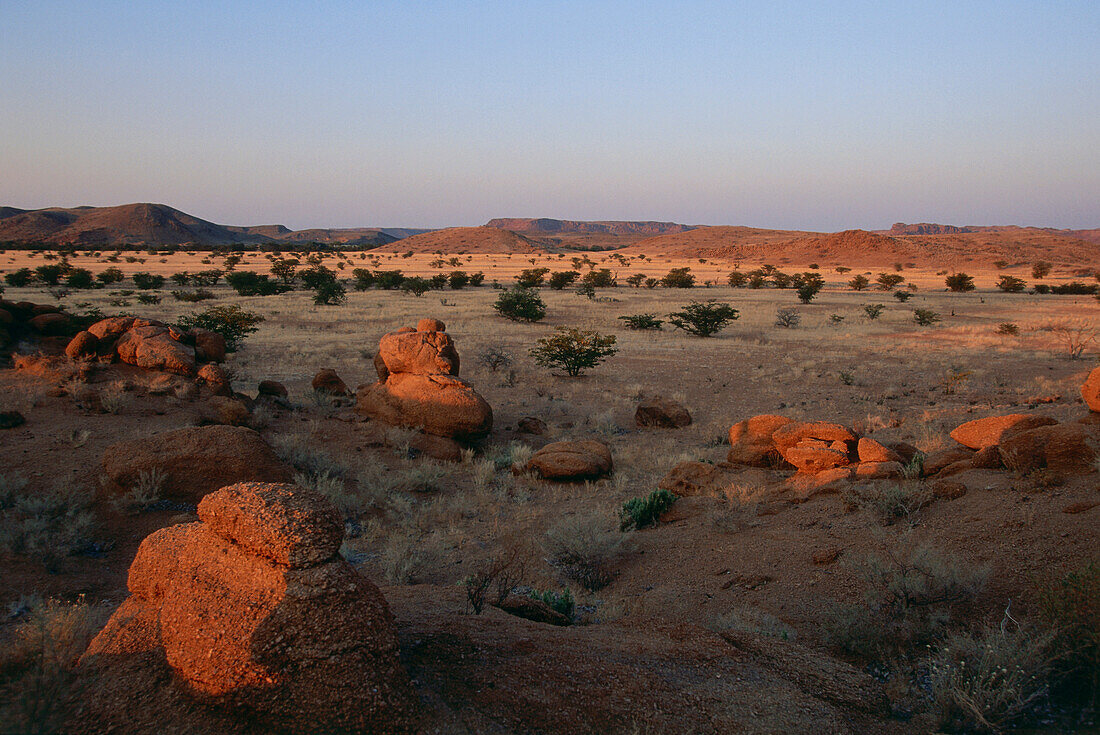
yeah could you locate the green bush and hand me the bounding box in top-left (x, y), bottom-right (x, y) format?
top-left (493, 286), bottom-right (546, 322)
top-left (225, 270), bottom-right (290, 296)
top-left (517, 267), bottom-right (550, 288)
top-left (529, 327), bottom-right (617, 376)
top-left (548, 270), bottom-right (580, 290)
top-left (4, 268), bottom-right (35, 287)
top-left (64, 268), bottom-right (96, 289)
top-left (171, 289), bottom-right (216, 302)
top-left (997, 275), bottom-right (1026, 292)
top-left (945, 272), bottom-right (975, 292)
top-left (876, 273), bottom-right (905, 290)
top-left (660, 267), bottom-right (695, 288)
top-left (848, 274), bottom-right (869, 290)
top-left (1050, 281), bottom-right (1098, 295)
top-left (352, 268), bottom-right (375, 290)
top-left (1032, 261), bottom-right (1052, 279)
top-left (448, 270), bottom-right (469, 289)
top-left (400, 276), bottom-right (430, 296)
top-left (864, 303), bottom-right (886, 320)
top-left (728, 271), bottom-right (748, 287)
top-left (619, 488), bottom-right (677, 531)
top-left (131, 272), bottom-right (165, 290)
top-left (35, 264), bottom-right (65, 286)
top-left (913, 308), bottom-right (941, 326)
top-left (175, 304), bottom-right (263, 352)
top-left (893, 290), bottom-right (912, 302)
top-left (796, 282), bottom-right (820, 303)
top-left (618, 313), bottom-right (663, 330)
top-left (299, 265), bottom-right (337, 290)
top-left (1037, 561), bottom-right (1100, 702)
top-left (667, 300), bottom-right (739, 337)
top-left (374, 270), bottom-right (405, 290)
top-left (581, 268), bottom-right (616, 288)
top-left (469, 271), bottom-right (485, 287)
top-left (312, 280), bottom-right (347, 305)
top-left (529, 588), bottom-right (575, 619)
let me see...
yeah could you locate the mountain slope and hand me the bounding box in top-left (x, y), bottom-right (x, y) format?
top-left (374, 226), bottom-right (550, 254)
top-left (485, 218), bottom-right (694, 236)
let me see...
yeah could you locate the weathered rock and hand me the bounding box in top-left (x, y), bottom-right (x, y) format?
top-left (101, 425), bottom-right (293, 502)
top-left (784, 443), bottom-right (850, 474)
top-left (657, 461), bottom-right (719, 496)
top-left (116, 325), bottom-right (196, 376)
top-left (857, 438), bottom-right (901, 464)
top-left (853, 461), bottom-right (903, 480)
top-left (312, 368), bottom-right (349, 395)
top-left (82, 484), bottom-right (414, 734)
top-left (190, 328), bottom-right (226, 363)
top-left (87, 316), bottom-right (137, 344)
top-left (356, 374), bottom-right (492, 441)
top-left (998, 423), bottom-right (1096, 474)
top-left (29, 312), bottom-right (71, 335)
top-left (525, 440), bottom-right (613, 481)
top-left (65, 330), bottom-right (99, 360)
top-left (197, 482), bottom-right (342, 567)
top-left (416, 318), bottom-right (446, 332)
top-left (887, 441), bottom-right (920, 464)
top-left (197, 364), bottom-right (232, 397)
top-left (373, 352), bottom-right (390, 382)
top-left (812, 547), bottom-right (842, 565)
top-left (635, 397), bottom-right (692, 429)
top-left (407, 433), bottom-right (464, 462)
top-left (772, 422), bottom-right (857, 454)
top-left (727, 415), bottom-right (793, 466)
top-left (517, 416), bottom-right (547, 435)
top-left (972, 445), bottom-right (1003, 469)
top-left (949, 414), bottom-right (1059, 450)
top-left (257, 380), bottom-right (288, 398)
top-left (378, 330), bottom-right (460, 376)
top-left (1082, 366), bottom-right (1100, 412)
top-left (922, 447), bottom-right (974, 476)
top-left (932, 480), bottom-right (968, 500)
top-left (199, 396), bottom-right (252, 426)
top-left (1063, 501), bottom-right (1099, 514)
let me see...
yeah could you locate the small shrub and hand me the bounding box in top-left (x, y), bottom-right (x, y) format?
top-left (728, 271), bottom-right (748, 287)
top-left (863, 303), bottom-right (886, 320)
top-left (4, 268), bottom-right (35, 287)
top-left (35, 264), bottom-right (65, 285)
top-left (135, 293), bottom-right (160, 305)
top-left (96, 267), bottom-right (125, 284)
top-left (913, 308), bottom-right (941, 326)
top-left (847, 274), bottom-right (869, 290)
top-left (1032, 261), bottom-right (1052, 279)
top-left (448, 270), bottom-right (469, 289)
top-left (548, 270), bottom-right (579, 289)
top-left (352, 268), bottom-right (375, 290)
top-left (312, 280), bottom-right (347, 305)
top-left (493, 287), bottom-right (546, 322)
top-left (774, 307), bottom-right (800, 328)
top-left (64, 268), bottom-right (96, 289)
top-left (475, 344), bottom-right (514, 373)
top-left (400, 276), bottom-right (431, 296)
top-left (131, 272), bottom-right (164, 289)
top-left (667, 300), bottom-right (739, 337)
top-left (945, 272), bottom-right (975, 292)
top-left (1046, 320), bottom-right (1098, 359)
top-left (796, 282), bottom-right (821, 303)
top-left (1036, 561), bottom-right (1100, 702)
top-left (618, 313), bottom-right (663, 330)
top-left (225, 270), bottom-right (289, 296)
top-left (997, 275), bottom-right (1027, 292)
top-left (543, 516), bottom-right (624, 591)
top-left (876, 273), bottom-right (905, 291)
top-left (516, 267), bottom-right (550, 287)
top-left (463, 547), bottom-right (527, 614)
top-left (529, 588), bottom-right (575, 619)
top-left (175, 304), bottom-right (263, 352)
top-left (1050, 281), bottom-right (1098, 295)
top-left (893, 290), bottom-right (912, 302)
top-left (619, 488), bottom-right (677, 531)
top-left (530, 327), bottom-right (617, 377)
top-left (110, 468), bottom-right (166, 515)
top-left (581, 268), bottom-right (615, 288)
top-left (996, 322), bottom-right (1019, 336)
top-left (171, 288), bottom-right (216, 302)
top-left (660, 267), bottom-right (695, 288)
top-left (0, 483), bottom-right (96, 571)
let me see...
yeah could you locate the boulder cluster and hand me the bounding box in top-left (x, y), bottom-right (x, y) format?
top-left (65, 315), bottom-right (226, 379)
top-left (0, 299), bottom-right (76, 350)
top-left (82, 481), bottom-right (415, 734)
top-left (356, 318), bottom-right (492, 453)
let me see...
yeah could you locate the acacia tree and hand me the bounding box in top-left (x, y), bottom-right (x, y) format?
top-left (529, 327), bottom-right (617, 377)
top-left (667, 300), bottom-right (739, 337)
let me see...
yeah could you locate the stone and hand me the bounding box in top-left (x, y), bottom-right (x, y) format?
top-left (199, 396), bottom-right (252, 426)
top-left (517, 416), bottom-right (547, 435)
top-left (258, 380), bottom-right (288, 398)
top-left (116, 325), bottom-right (196, 376)
top-left (101, 425), bottom-right (293, 503)
top-left (772, 422), bottom-right (857, 454)
top-left (65, 330), bottom-right (99, 360)
top-left (853, 461), bottom-right (903, 480)
top-left (922, 448), bottom-right (974, 476)
top-left (1062, 501), bottom-right (1099, 514)
top-left (82, 484), bottom-right (414, 734)
top-left (998, 423), bottom-right (1096, 474)
top-left (312, 368), bottom-right (350, 395)
top-left (812, 547), bottom-right (842, 565)
top-left (783, 443), bottom-right (850, 474)
top-left (407, 433), bottom-right (464, 462)
top-left (497, 593), bottom-right (571, 627)
top-left (1082, 366), bottom-right (1100, 412)
top-left (416, 318), bottom-right (446, 332)
top-left (374, 352), bottom-right (390, 381)
top-left (857, 438), bottom-right (901, 464)
top-left (525, 440), bottom-right (613, 481)
top-left (635, 397), bottom-right (692, 428)
top-left (727, 415), bottom-right (793, 466)
top-left (196, 364), bottom-right (232, 397)
top-left (378, 330), bottom-right (460, 376)
top-left (932, 480), bottom-right (968, 500)
top-left (87, 316), bottom-right (137, 344)
top-left (190, 328), bottom-right (226, 363)
top-left (949, 414), bottom-right (1059, 450)
top-left (657, 461), bottom-right (719, 496)
top-left (355, 373), bottom-right (492, 441)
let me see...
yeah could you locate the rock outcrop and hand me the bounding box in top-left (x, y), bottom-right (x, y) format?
top-left (81, 482), bottom-right (415, 734)
top-left (524, 440), bottom-right (613, 481)
top-left (635, 396), bottom-right (692, 428)
top-left (356, 319), bottom-right (492, 444)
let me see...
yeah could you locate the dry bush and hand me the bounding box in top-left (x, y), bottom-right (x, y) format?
top-left (380, 531), bottom-right (447, 585)
top-left (463, 545), bottom-right (528, 614)
top-left (0, 596), bottom-right (112, 735)
top-left (709, 606), bottom-right (797, 641)
top-left (543, 515), bottom-right (625, 591)
top-left (927, 623), bottom-right (1054, 733)
top-left (844, 481), bottom-right (933, 526)
top-left (108, 468), bottom-right (166, 515)
top-left (1045, 320), bottom-right (1098, 359)
top-left (824, 542), bottom-right (989, 659)
top-left (0, 482), bottom-right (96, 572)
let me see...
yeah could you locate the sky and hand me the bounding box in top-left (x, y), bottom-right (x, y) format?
top-left (1, 1), bottom-right (1098, 231)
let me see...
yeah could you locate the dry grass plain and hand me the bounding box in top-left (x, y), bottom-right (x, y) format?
top-left (2, 248), bottom-right (1099, 732)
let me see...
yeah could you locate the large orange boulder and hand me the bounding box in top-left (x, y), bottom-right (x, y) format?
top-left (727, 415), bottom-right (793, 466)
top-left (1082, 367), bottom-right (1100, 412)
top-left (101, 425), bottom-right (293, 502)
top-left (87, 316), bottom-right (137, 342)
top-left (416, 317), bottom-right (446, 332)
top-left (771, 421), bottom-right (857, 472)
top-left (65, 330), bottom-right (99, 360)
top-left (635, 397), bottom-right (692, 428)
top-left (356, 373), bottom-right (492, 441)
top-left (82, 482), bottom-right (415, 734)
top-left (784, 444), bottom-right (850, 473)
top-left (857, 438), bottom-right (902, 464)
top-left (378, 330), bottom-right (460, 376)
top-left (772, 421), bottom-right (857, 454)
top-left (949, 414), bottom-right (1058, 450)
top-left (525, 440), bottom-right (613, 481)
top-left (115, 324), bottom-right (196, 376)
top-left (998, 423), bottom-right (1096, 474)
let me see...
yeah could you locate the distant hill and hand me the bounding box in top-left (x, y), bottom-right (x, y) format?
top-left (485, 218), bottom-right (694, 236)
top-left (374, 226), bottom-right (550, 254)
top-left (887, 222), bottom-right (973, 236)
top-left (0, 203), bottom-right (429, 248)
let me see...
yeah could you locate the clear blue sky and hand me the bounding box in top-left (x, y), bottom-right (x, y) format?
top-left (1, 1), bottom-right (1097, 230)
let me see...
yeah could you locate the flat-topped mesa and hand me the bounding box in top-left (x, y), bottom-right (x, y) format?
top-left (81, 482), bottom-right (415, 734)
top-left (357, 318), bottom-right (492, 444)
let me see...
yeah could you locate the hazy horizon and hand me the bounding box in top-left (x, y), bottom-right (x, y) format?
top-left (2, 1), bottom-right (1098, 231)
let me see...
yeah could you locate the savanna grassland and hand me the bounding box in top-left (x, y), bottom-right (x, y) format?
top-left (1, 245), bottom-right (1098, 734)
